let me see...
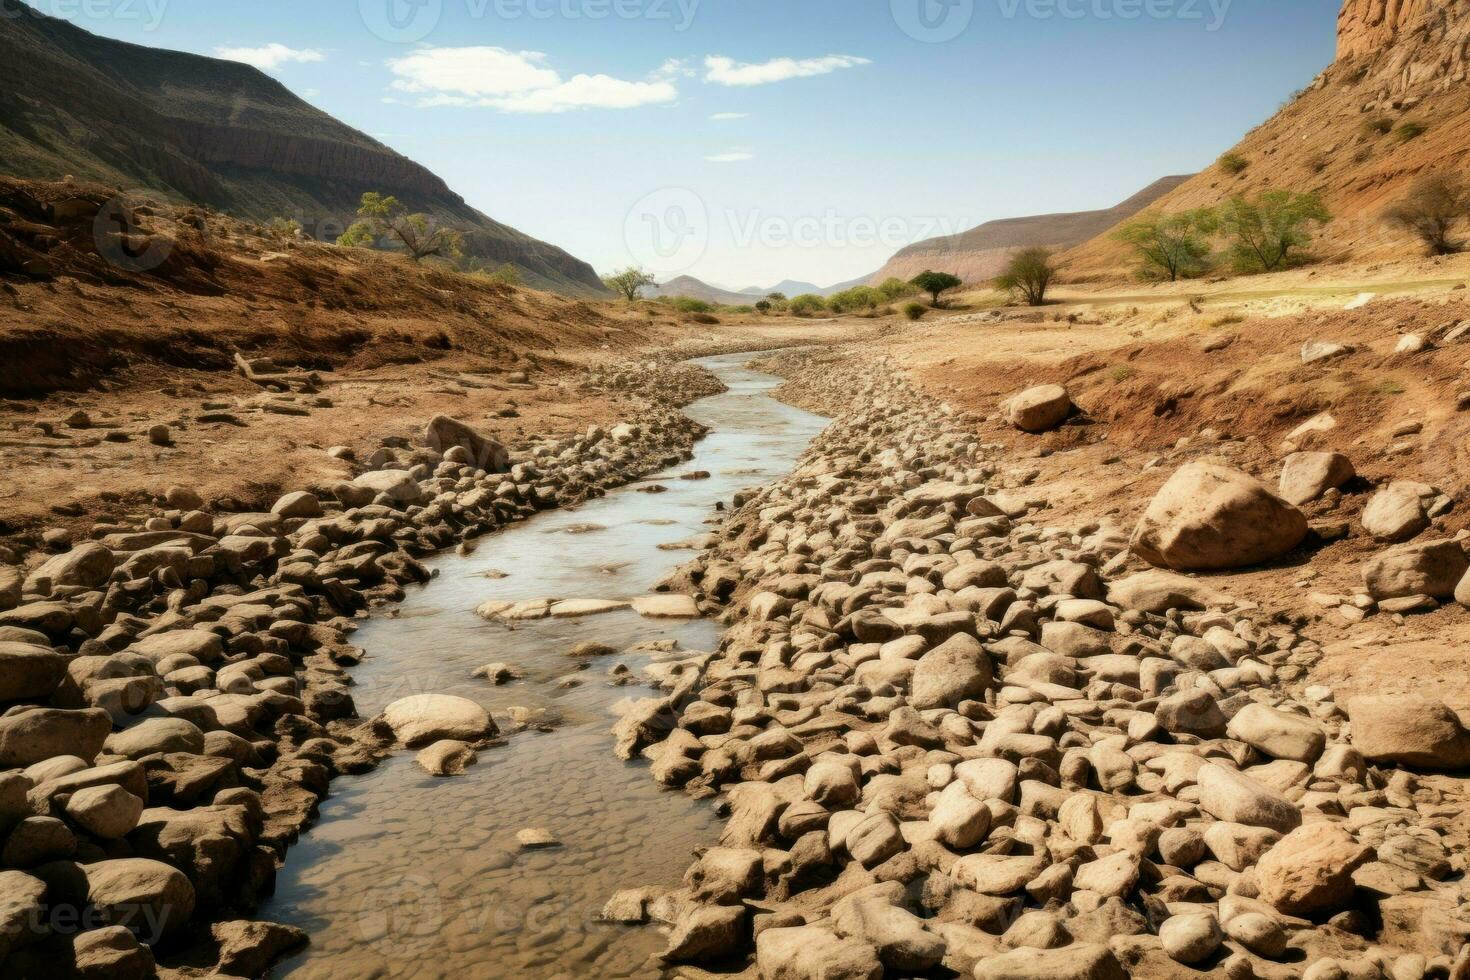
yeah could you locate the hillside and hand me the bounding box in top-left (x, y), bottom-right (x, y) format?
top-left (868, 175), bottom-right (1191, 285)
top-left (0, 0), bottom-right (608, 295)
top-left (650, 275), bottom-right (759, 306)
top-left (1063, 0), bottom-right (1470, 278)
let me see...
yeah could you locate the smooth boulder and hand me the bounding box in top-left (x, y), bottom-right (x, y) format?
top-left (1278, 451), bottom-right (1354, 506)
top-left (1347, 696), bottom-right (1470, 770)
top-left (1008, 385), bottom-right (1073, 434)
top-left (1131, 463), bottom-right (1308, 571)
top-left (1362, 540), bottom-right (1469, 600)
top-left (1255, 823), bottom-right (1373, 916)
top-left (0, 708), bottom-right (112, 767)
top-left (381, 695), bottom-right (496, 748)
top-left (910, 633), bottom-right (992, 710)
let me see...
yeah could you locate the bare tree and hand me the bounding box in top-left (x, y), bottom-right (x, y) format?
top-left (1384, 173), bottom-right (1469, 255)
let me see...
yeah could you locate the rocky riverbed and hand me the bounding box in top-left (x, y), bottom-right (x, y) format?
top-left (609, 351), bottom-right (1470, 979)
top-left (0, 359), bottom-right (723, 977)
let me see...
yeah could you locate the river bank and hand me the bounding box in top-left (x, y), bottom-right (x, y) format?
top-left (0, 355), bottom-right (748, 977)
top-left (606, 348), bottom-right (1470, 979)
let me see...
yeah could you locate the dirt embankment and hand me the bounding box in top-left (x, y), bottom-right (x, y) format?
top-left (0, 177), bottom-right (861, 547)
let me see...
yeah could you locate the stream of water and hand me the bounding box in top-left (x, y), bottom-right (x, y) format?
top-left (261, 352), bottom-right (827, 979)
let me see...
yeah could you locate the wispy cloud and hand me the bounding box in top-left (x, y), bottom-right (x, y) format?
top-left (710, 112), bottom-right (749, 121)
top-left (216, 43), bottom-right (326, 71)
top-left (387, 46), bottom-right (678, 113)
top-left (706, 150), bottom-right (754, 163)
top-left (703, 54), bottom-right (869, 87)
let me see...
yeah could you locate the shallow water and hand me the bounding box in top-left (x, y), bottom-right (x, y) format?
top-left (262, 353), bottom-right (827, 979)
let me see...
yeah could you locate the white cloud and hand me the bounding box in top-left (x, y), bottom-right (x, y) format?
top-left (387, 46), bottom-right (678, 113)
top-left (703, 54), bottom-right (869, 87)
top-left (710, 112), bottom-right (749, 121)
top-left (706, 150), bottom-right (754, 163)
top-left (216, 43), bottom-right (326, 71)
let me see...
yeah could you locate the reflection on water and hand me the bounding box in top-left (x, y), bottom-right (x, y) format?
top-left (262, 353), bottom-right (828, 979)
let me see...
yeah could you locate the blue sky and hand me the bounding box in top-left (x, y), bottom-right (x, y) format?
top-left (36, 0), bottom-right (1342, 288)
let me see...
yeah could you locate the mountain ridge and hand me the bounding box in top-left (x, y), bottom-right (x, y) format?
top-left (0, 0), bottom-right (609, 295)
top-left (867, 175), bottom-right (1193, 285)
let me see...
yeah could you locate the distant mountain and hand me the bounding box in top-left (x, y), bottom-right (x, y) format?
top-left (869, 176), bottom-right (1193, 285)
top-left (0, 0), bottom-right (608, 295)
top-left (1065, 0), bottom-right (1470, 275)
top-left (737, 278), bottom-right (872, 298)
top-left (649, 276), bottom-right (758, 306)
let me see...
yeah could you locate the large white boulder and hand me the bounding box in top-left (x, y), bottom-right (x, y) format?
top-left (1131, 462), bottom-right (1307, 571)
top-left (381, 695), bottom-right (496, 748)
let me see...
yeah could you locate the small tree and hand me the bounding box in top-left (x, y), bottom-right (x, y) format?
top-left (754, 300), bottom-right (772, 314)
top-left (1112, 208), bottom-right (1219, 281)
top-left (338, 192), bottom-right (464, 262)
top-left (910, 270), bottom-right (963, 306)
top-left (1383, 173), bottom-right (1469, 255)
top-left (602, 266), bottom-right (657, 301)
top-left (1219, 191), bottom-right (1331, 273)
top-left (766, 291), bottom-right (787, 303)
top-left (994, 248), bottom-right (1057, 306)
top-left (788, 294), bottom-right (827, 317)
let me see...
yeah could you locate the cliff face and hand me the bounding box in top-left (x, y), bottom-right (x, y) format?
top-left (0, 0), bottom-right (608, 295)
top-left (1062, 0), bottom-right (1470, 277)
top-left (1336, 0), bottom-right (1470, 93)
top-left (1337, 0), bottom-right (1435, 59)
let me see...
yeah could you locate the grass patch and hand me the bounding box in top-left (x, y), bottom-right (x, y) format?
top-left (1375, 380), bottom-right (1406, 396)
top-left (1360, 117), bottom-right (1393, 138)
top-left (1393, 121), bottom-right (1428, 143)
top-left (1210, 314), bottom-right (1245, 328)
top-left (1110, 365), bottom-right (1136, 382)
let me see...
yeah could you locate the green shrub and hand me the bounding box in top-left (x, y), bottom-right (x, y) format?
top-left (903, 302), bottom-right (926, 321)
top-left (829, 285), bottom-right (884, 314)
top-left (1218, 153), bottom-right (1249, 176)
top-left (671, 296), bottom-right (713, 314)
top-left (877, 277), bottom-right (918, 301)
top-left (788, 294), bottom-right (827, 317)
top-left (483, 263), bottom-right (520, 286)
